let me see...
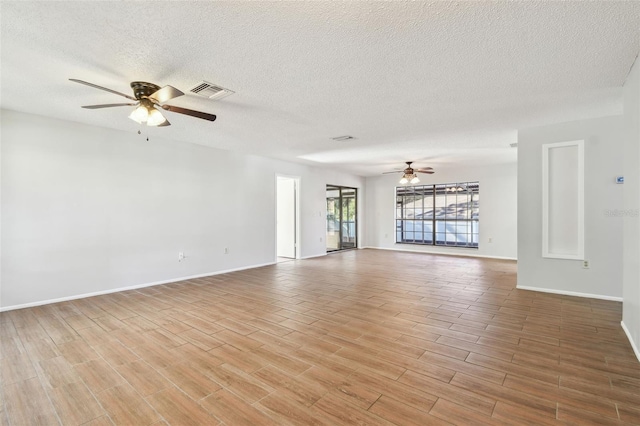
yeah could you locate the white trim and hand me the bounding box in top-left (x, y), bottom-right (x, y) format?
top-left (621, 321), bottom-right (640, 362)
top-left (542, 140), bottom-right (585, 260)
top-left (516, 285), bottom-right (622, 302)
top-left (0, 262), bottom-right (275, 312)
top-left (362, 246), bottom-right (517, 261)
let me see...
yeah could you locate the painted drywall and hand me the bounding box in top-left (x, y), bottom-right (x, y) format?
top-left (276, 177), bottom-right (296, 258)
top-left (623, 55), bottom-right (640, 358)
top-left (517, 115), bottom-right (625, 299)
top-left (364, 163), bottom-right (517, 259)
top-left (0, 110), bottom-right (365, 309)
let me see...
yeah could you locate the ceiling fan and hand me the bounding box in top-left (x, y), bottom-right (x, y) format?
top-left (383, 161), bottom-right (434, 184)
top-left (69, 79), bottom-right (217, 127)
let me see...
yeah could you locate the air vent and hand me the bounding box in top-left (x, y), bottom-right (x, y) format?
top-left (189, 81), bottom-right (234, 100)
top-left (331, 135), bottom-right (355, 142)
top-left (510, 143), bottom-right (518, 148)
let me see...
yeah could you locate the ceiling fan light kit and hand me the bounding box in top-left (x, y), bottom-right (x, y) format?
top-left (399, 173), bottom-right (420, 184)
top-left (70, 79), bottom-right (217, 127)
top-left (128, 104), bottom-right (148, 123)
top-left (127, 101), bottom-right (167, 127)
top-left (146, 108), bottom-right (168, 126)
top-left (127, 102), bottom-right (168, 127)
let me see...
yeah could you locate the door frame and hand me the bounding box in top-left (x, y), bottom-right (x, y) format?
top-left (275, 174), bottom-right (301, 260)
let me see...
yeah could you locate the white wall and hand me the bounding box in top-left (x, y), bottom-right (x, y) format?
top-left (364, 163), bottom-right (517, 259)
top-left (518, 115), bottom-right (625, 299)
top-left (0, 110), bottom-right (365, 309)
top-left (623, 56), bottom-right (640, 359)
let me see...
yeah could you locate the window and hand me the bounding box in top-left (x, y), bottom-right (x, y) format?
top-left (395, 182), bottom-right (479, 248)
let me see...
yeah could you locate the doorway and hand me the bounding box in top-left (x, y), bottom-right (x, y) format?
top-left (276, 176), bottom-right (299, 261)
top-left (326, 185), bottom-right (357, 252)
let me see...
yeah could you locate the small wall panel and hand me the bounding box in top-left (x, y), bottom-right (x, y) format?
top-left (542, 140), bottom-right (584, 260)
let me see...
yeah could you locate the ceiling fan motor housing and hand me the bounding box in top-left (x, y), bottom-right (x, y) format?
top-left (130, 81), bottom-right (160, 100)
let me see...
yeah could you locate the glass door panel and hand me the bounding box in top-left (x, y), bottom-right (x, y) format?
top-left (341, 189), bottom-right (356, 248)
top-left (326, 187), bottom-right (341, 252)
top-left (326, 185), bottom-right (357, 252)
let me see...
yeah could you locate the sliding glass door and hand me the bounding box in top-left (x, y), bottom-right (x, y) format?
top-left (326, 185), bottom-right (357, 252)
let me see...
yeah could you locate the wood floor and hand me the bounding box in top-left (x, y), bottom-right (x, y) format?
top-left (1, 249), bottom-right (639, 425)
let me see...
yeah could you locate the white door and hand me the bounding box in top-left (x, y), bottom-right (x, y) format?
top-left (277, 177), bottom-right (296, 258)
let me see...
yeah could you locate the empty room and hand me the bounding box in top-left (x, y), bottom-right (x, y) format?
top-left (2, 1), bottom-right (640, 425)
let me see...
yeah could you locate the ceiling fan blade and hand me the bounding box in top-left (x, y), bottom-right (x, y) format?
top-left (161, 105), bottom-right (216, 122)
top-left (149, 85), bottom-right (184, 103)
top-left (415, 168), bottom-right (434, 172)
top-left (382, 171), bottom-right (402, 174)
top-left (81, 103), bottom-right (137, 109)
top-left (421, 170), bottom-right (435, 174)
top-left (69, 79), bottom-right (137, 101)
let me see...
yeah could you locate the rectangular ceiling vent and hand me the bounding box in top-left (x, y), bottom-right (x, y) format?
top-left (331, 135), bottom-right (355, 142)
top-left (189, 81), bottom-right (235, 100)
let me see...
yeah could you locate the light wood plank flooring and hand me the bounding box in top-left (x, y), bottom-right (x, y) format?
top-left (1, 249), bottom-right (639, 425)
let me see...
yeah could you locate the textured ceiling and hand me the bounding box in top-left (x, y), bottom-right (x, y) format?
top-left (1, 1), bottom-right (639, 176)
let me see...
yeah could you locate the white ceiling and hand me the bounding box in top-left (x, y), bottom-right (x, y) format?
top-left (1, 1), bottom-right (639, 176)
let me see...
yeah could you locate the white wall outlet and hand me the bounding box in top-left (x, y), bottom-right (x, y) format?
top-left (583, 260), bottom-right (589, 269)
top-left (224, 248), bottom-right (229, 254)
top-left (488, 237), bottom-right (493, 243)
top-left (319, 237), bottom-right (323, 242)
top-left (178, 252), bottom-right (185, 262)
top-left (385, 233), bottom-right (388, 238)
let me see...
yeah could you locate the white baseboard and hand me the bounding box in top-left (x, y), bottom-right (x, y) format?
top-left (0, 262), bottom-right (276, 312)
top-left (621, 321), bottom-right (640, 363)
top-left (361, 246), bottom-right (517, 261)
top-left (516, 285), bottom-right (623, 302)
